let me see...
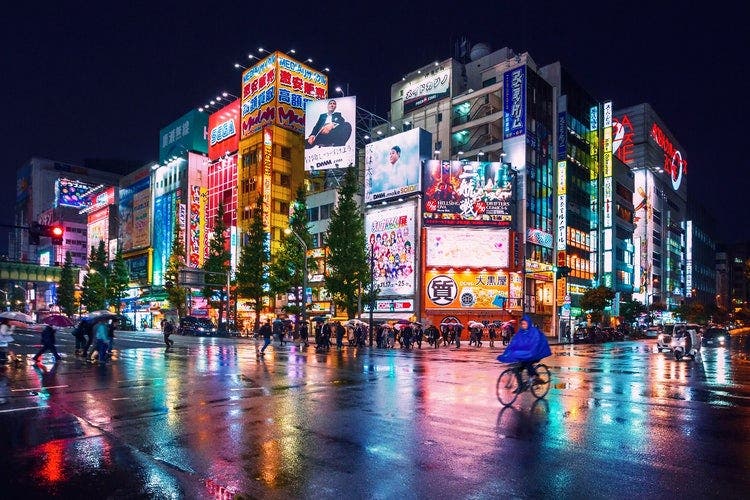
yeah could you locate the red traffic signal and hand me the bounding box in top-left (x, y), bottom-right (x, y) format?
top-left (51, 226), bottom-right (63, 237)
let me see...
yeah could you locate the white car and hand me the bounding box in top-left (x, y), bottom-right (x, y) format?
top-left (644, 326), bottom-right (662, 339)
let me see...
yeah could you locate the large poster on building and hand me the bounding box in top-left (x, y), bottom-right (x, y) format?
top-left (423, 268), bottom-right (515, 310)
top-left (241, 54), bottom-right (277, 138)
top-left (304, 96), bottom-right (356, 171)
top-left (188, 185), bottom-right (207, 268)
top-left (425, 227), bottom-right (509, 268)
top-left (55, 178), bottom-right (96, 209)
top-left (423, 160), bottom-right (513, 225)
top-left (633, 169), bottom-right (655, 298)
top-left (208, 99), bottom-right (240, 161)
top-left (403, 68), bottom-right (450, 113)
top-left (119, 174), bottom-right (151, 252)
top-left (152, 191), bottom-right (178, 286)
top-left (87, 208), bottom-right (110, 256)
top-left (364, 128), bottom-right (429, 203)
top-left (365, 200), bottom-right (417, 297)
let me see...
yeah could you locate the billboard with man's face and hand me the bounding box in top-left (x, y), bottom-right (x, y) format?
top-left (423, 160), bottom-right (513, 226)
top-left (364, 128), bottom-right (430, 203)
top-left (304, 96), bottom-right (356, 171)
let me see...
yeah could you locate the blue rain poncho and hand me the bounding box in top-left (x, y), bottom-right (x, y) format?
top-left (497, 315), bottom-right (551, 363)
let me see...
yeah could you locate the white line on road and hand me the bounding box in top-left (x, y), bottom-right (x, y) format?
top-left (10, 385), bottom-right (69, 392)
top-left (0, 406), bottom-right (46, 413)
top-left (112, 397), bottom-right (131, 401)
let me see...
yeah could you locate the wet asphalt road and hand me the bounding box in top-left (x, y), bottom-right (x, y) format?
top-left (1, 330), bottom-right (750, 499)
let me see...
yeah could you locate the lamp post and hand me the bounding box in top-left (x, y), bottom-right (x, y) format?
top-left (284, 228), bottom-right (308, 333)
top-left (0, 289), bottom-right (9, 311)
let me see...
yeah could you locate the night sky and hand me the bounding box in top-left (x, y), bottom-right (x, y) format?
top-left (2, 1), bottom-right (747, 249)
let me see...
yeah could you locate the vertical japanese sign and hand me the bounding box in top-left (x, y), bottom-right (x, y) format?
top-left (503, 65), bottom-right (526, 139)
top-left (262, 128), bottom-right (273, 230)
top-left (557, 160), bottom-right (567, 251)
top-left (188, 185), bottom-right (204, 268)
top-left (602, 101), bottom-right (613, 277)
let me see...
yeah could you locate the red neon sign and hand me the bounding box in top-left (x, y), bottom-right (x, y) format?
top-left (650, 122), bottom-right (687, 190)
top-left (612, 115), bottom-right (634, 164)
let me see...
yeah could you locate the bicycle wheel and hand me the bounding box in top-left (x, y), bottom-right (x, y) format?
top-left (496, 368), bottom-right (520, 406)
top-left (530, 363), bottom-right (551, 399)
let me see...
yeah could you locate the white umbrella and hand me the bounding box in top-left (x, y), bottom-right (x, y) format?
top-left (0, 311), bottom-right (35, 323)
top-left (468, 321), bottom-right (484, 328)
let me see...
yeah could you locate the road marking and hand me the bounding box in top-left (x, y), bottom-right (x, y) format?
top-left (112, 397), bottom-right (131, 401)
top-left (0, 406), bottom-right (46, 414)
top-left (10, 385), bottom-right (69, 392)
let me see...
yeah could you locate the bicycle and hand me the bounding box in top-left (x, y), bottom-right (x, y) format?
top-left (496, 362), bottom-right (551, 407)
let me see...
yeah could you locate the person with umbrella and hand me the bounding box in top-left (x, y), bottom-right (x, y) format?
top-left (32, 323), bottom-right (62, 363)
top-left (0, 319), bottom-right (15, 365)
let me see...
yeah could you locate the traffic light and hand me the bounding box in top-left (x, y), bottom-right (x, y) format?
top-left (27, 223), bottom-right (64, 245)
top-left (48, 225), bottom-right (64, 245)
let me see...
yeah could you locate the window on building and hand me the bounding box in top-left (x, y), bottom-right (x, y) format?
top-left (320, 203), bottom-right (333, 220)
top-left (308, 207), bottom-right (319, 222)
top-left (311, 233), bottom-right (320, 248)
top-left (276, 201), bottom-right (289, 215)
top-left (279, 173), bottom-right (291, 187)
top-left (241, 179), bottom-right (250, 194)
top-left (280, 146), bottom-right (292, 161)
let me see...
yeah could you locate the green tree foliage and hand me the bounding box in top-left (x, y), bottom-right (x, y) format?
top-left (165, 216), bottom-right (188, 318)
top-left (202, 201), bottom-right (231, 324)
top-left (619, 297), bottom-right (647, 324)
top-left (580, 286), bottom-right (616, 324)
top-left (269, 185), bottom-right (312, 315)
top-left (236, 196), bottom-right (270, 333)
top-left (677, 301), bottom-right (710, 324)
top-left (81, 244), bottom-right (107, 312)
top-left (109, 247), bottom-right (130, 314)
top-left (57, 251), bottom-right (77, 316)
top-left (325, 167), bottom-right (369, 319)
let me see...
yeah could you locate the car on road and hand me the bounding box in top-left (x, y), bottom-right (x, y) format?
top-left (177, 316), bottom-right (216, 336)
top-left (644, 326), bottom-right (662, 339)
top-left (216, 322), bottom-right (240, 337)
top-left (702, 327), bottom-right (730, 347)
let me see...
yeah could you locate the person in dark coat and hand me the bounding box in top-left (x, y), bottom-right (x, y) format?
top-left (163, 319), bottom-right (174, 348)
top-left (82, 319), bottom-right (95, 357)
top-left (454, 323), bottom-right (462, 348)
top-left (299, 321), bottom-right (309, 348)
top-left (335, 321), bottom-right (345, 350)
top-left (259, 319), bottom-right (273, 355)
top-left (488, 324), bottom-right (497, 348)
top-left (413, 324), bottom-right (423, 349)
top-left (497, 314), bottom-right (552, 380)
top-left (33, 325), bottom-right (61, 362)
top-left (72, 319), bottom-right (88, 355)
top-left (273, 318), bottom-right (284, 346)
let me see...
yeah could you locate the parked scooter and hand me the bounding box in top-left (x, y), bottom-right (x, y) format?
top-left (669, 324), bottom-right (701, 360)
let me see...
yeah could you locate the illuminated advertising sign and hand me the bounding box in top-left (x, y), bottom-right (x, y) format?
top-left (423, 160), bottom-right (513, 226)
top-left (612, 114), bottom-right (635, 164)
top-left (125, 254), bottom-right (149, 284)
top-left (158, 109), bottom-right (208, 163)
top-left (276, 54), bottom-right (327, 134)
top-left (365, 200), bottom-right (417, 297)
top-left (240, 52), bottom-right (328, 138)
top-left (424, 268), bottom-right (515, 310)
top-left (87, 208), bottom-right (110, 256)
top-left (557, 160), bottom-right (567, 251)
top-left (686, 220), bottom-right (693, 294)
top-left (208, 99), bottom-right (240, 161)
top-left (262, 128), bottom-right (273, 229)
top-left (152, 190), bottom-right (178, 286)
top-left (650, 122), bottom-right (687, 191)
top-left (119, 174), bottom-right (150, 252)
top-left (188, 185), bottom-right (206, 268)
top-left (633, 170), bottom-right (654, 299)
top-left (55, 178), bottom-right (96, 208)
top-left (304, 96), bottom-right (356, 171)
top-left (84, 186), bottom-right (115, 212)
top-left (364, 128), bottom-right (429, 203)
top-left (503, 65), bottom-right (526, 139)
top-left (527, 228), bottom-right (553, 249)
top-left (425, 227), bottom-right (509, 268)
top-left (241, 53), bottom-right (277, 138)
top-left (403, 68), bottom-right (450, 113)
top-left (603, 177), bottom-right (613, 228)
top-left (363, 299), bottom-right (415, 313)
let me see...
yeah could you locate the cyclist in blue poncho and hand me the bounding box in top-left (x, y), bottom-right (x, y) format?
top-left (497, 314), bottom-right (551, 381)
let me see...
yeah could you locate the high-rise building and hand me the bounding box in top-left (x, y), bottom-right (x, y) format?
top-left (613, 103), bottom-right (689, 310)
top-left (686, 201), bottom-right (717, 307)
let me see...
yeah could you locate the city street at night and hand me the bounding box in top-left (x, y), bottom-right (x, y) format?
top-left (1, 332), bottom-right (749, 498)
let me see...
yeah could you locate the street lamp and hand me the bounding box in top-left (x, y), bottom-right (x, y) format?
top-left (0, 289), bottom-right (9, 311)
top-left (284, 227), bottom-right (308, 333)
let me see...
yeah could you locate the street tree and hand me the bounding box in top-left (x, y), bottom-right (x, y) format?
top-left (165, 216), bottom-right (188, 318)
top-left (80, 244), bottom-right (107, 312)
top-left (236, 196), bottom-right (270, 333)
top-left (109, 247), bottom-right (130, 314)
top-left (202, 201), bottom-right (231, 324)
top-left (269, 185), bottom-right (312, 316)
top-left (325, 167), bottom-right (369, 319)
top-left (619, 297), bottom-right (647, 324)
top-left (57, 251), bottom-right (77, 316)
top-left (580, 286), bottom-right (616, 324)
